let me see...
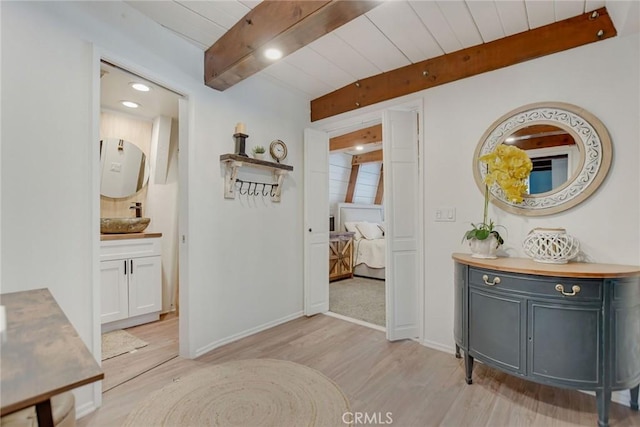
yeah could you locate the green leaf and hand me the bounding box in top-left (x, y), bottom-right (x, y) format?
top-left (475, 229), bottom-right (490, 240)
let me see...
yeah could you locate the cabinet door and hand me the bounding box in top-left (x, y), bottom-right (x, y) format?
top-left (329, 237), bottom-right (354, 281)
top-left (469, 287), bottom-right (526, 374)
top-left (100, 260), bottom-right (129, 323)
top-left (528, 300), bottom-right (601, 387)
top-left (340, 237), bottom-right (353, 276)
top-left (128, 256), bottom-right (162, 317)
top-left (329, 237), bottom-right (341, 281)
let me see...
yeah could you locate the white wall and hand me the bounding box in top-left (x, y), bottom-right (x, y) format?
top-left (353, 162), bottom-right (381, 205)
top-left (311, 28), bottom-right (639, 363)
top-left (146, 118), bottom-right (180, 313)
top-left (423, 32), bottom-right (640, 352)
top-left (1, 0), bottom-right (308, 414)
top-left (329, 152), bottom-right (350, 216)
top-left (329, 152), bottom-right (382, 219)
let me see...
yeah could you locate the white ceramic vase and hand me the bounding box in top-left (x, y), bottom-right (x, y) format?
top-left (252, 152), bottom-right (265, 160)
top-left (469, 235), bottom-right (500, 259)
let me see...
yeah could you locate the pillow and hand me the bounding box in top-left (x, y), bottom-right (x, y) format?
top-left (377, 223), bottom-right (385, 235)
top-left (356, 222), bottom-right (384, 240)
top-left (344, 222), bottom-right (363, 240)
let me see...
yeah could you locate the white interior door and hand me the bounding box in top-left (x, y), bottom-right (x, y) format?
top-left (383, 109), bottom-right (421, 340)
top-left (303, 128), bottom-right (329, 316)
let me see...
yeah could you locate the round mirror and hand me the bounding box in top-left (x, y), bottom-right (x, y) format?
top-left (100, 137), bottom-right (149, 199)
top-left (473, 102), bottom-right (612, 216)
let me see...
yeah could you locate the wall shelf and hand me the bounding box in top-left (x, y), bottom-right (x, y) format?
top-left (220, 154), bottom-right (293, 202)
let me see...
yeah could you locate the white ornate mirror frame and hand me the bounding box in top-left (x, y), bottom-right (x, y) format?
top-left (473, 102), bottom-right (612, 216)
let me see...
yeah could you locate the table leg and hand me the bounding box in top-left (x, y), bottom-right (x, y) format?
top-left (630, 384), bottom-right (639, 411)
top-left (464, 353), bottom-right (474, 385)
top-left (455, 344), bottom-right (461, 359)
top-left (35, 399), bottom-right (54, 427)
top-left (595, 389), bottom-right (611, 427)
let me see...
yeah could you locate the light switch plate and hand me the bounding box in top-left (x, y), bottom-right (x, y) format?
top-left (435, 207), bottom-right (456, 222)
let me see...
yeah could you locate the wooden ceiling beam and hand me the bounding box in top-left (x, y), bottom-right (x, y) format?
top-left (345, 164), bottom-right (360, 203)
top-left (205, 0), bottom-right (382, 91)
top-left (329, 124), bottom-right (382, 151)
top-left (509, 134), bottom-right (575, 151)
top-left (352, 149), bottom-right (383, 165)
top-left (311, 7), bottom-right (616, 121)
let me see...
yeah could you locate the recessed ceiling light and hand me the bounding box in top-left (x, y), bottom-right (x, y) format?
top-left (264, 48), bottom-right (283, 60)
top-left (121, 100), bottom-right (139, 108)
top-left (355, 145), bottom-right (364, 151)
top-left (130, 82), bottom-right (151, 92)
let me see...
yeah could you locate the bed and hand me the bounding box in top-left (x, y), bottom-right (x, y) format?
top-left (336, 203), bottom-right (386, 280)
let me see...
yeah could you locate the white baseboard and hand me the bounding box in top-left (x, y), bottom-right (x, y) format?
top-left (418, 341), bottom-right (633, 409)
top-left (194, 311), bottom-right (304, 358)
top-left (580, 389), bottom-right (631, 408)
top-left (75, 400), bottom-right (99, 419)
top-left (422, 338), bottom-right (456, 355)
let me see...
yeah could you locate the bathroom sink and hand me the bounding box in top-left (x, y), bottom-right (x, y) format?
top-left (100, 217), bottom-right (150, 234)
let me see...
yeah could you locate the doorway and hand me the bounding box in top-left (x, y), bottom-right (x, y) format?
top-left (97, 60), bottom-right (184, 392)
top-left (304, 100), bottom-right (424, 342)
top-left (327, 135), bottom-right (386, 330)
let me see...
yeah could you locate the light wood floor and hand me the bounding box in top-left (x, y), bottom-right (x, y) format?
top-left (101, 313), bottom-right (178, 392)
top-left (80, 314), bottom-right (640, 426)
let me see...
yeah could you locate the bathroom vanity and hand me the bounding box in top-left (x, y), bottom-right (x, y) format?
top-left (452, 253), bottom-right (640, 427)
top-left (100, 233), bottom-right (162, 333)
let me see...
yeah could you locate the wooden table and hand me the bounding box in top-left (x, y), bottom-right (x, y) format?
top-left (0, 289), bottom-right (104, 426)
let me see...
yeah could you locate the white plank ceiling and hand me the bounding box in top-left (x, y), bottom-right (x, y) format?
top-left (125, 0), bottom-right (634, 100)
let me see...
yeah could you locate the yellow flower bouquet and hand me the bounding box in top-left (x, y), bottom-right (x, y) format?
top-left (463, 145), bottom-right (533, 250)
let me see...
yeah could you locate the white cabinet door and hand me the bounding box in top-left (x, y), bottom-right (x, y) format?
top-left (128, 256), bottom-right (162, 317)
top-left (100, 259), bottom-right (129, 323)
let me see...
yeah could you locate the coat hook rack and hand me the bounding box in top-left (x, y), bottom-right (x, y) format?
top-left (236, 179), bottom-right (279, 197)
top-left (220, 154), bottom-right (293, 202)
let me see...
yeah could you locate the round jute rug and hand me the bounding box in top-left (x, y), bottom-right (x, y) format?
top-left (122, 359), bottom-right (351, 427)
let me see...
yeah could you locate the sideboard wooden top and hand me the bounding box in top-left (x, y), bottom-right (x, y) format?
top-left (100, 232), bottom-right (162, 241)
top-left (452, 253), bottom-right (640, 278)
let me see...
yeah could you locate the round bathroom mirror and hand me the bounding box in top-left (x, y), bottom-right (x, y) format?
top-left (100, 137), bottom-right (149, 199)
top-left (473, 102), bottom-right (612, 216)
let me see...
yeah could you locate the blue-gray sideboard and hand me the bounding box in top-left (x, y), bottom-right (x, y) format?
top-left (452, 253), bottom-right (640, 427)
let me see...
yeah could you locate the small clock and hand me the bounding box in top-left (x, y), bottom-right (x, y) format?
top-left (269, 139), bottom-right (288, 163)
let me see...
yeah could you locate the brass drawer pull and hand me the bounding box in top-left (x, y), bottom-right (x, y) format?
top-left (482, 274), bottom-right (501, 286)
top-left (555, 284), bottom-right (581, 296)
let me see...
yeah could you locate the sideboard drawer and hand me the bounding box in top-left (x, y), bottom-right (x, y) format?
top-left (469, 267), bottom-right (602, 301)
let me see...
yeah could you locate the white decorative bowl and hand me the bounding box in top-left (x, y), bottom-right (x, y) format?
top-left (522, 228), bottom-right (579, 264)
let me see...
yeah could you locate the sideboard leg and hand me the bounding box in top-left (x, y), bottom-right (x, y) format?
top-left (596, 390), bottom-right (611, 427)
top-left (630, 384), bottom-right (639, 411)
top-left (464, 353), bottom-right (474, 384)
top-left (455, 344), bottom-right (461, 359)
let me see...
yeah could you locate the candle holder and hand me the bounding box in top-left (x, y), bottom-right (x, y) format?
top-left (233, 132), bottom-right (249, 157)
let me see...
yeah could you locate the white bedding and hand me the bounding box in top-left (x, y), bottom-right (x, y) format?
top-left (354, 237), bottom-right (385, 268)
top-left (337, 203), bottom-right (386, 276)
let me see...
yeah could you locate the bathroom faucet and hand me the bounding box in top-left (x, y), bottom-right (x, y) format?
top-left (130, 202), bottom-right (142, 218)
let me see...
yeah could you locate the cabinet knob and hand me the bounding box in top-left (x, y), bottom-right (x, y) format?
top-left (555, 284), bottom-right (581, 296)
top-left (309, 228), bottom-right (312, 232)
top-left (482, 274), bottom-right (501, 286)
